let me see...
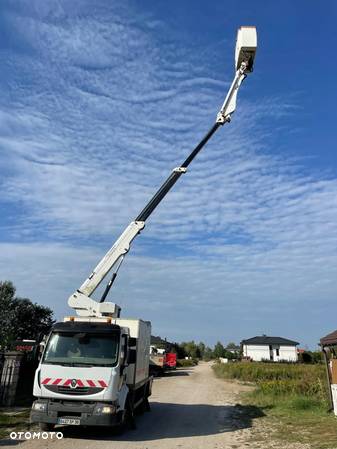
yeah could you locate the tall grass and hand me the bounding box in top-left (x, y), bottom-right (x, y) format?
top-left (213, 362), bottom-right (329, 410)
top-left (213, 362), bottom-right (337, 448)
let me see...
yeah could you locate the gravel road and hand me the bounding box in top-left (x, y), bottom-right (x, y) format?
top-left (3, 362), bottom-right (271, 449)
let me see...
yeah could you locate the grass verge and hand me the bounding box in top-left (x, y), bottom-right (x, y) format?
top-left (0, 409), bottom-right (31, 440)
top-left (213, 362), bottom-right (337, 449)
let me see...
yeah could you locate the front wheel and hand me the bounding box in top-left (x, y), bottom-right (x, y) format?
top-left (125, 398), bottom-right (136, 430)
top-left (115, 398), bottom-right (136, 434)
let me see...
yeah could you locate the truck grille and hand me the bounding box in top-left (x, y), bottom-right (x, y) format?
top-left (58, 385), bottom-right (89, 395)
top-left (44, 385), bottom-right (103, 396)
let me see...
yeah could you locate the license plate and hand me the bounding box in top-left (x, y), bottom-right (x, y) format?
top-left (57, 417), bottom-right (80, 425)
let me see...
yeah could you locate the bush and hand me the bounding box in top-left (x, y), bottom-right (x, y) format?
top-left (176, 358), bottom-right (198, 367)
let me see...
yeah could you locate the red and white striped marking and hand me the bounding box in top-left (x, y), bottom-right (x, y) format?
top-left (42, 378), bottom-right (108, 388)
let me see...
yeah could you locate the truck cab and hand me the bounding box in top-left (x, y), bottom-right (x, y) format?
top-left (31, 317), bottom-right (152, 429)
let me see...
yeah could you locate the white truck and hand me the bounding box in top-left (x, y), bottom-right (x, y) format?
top-left (30, 26), bottom-right (257, 431)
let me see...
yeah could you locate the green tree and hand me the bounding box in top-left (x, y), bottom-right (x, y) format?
top-left (311, 351), bottom-right (323, 364)
top-left (225, 342), bottom-right (240, 359)
top-left (0, 281), bottom-right (16, 347)
top-left (180, 341), bottom-right (200, 359)
top-left (0, 281), bottom-right (54, 349)
top-left (203, 346), bottom-right (214, 361)
top-left (198, 341), bottom-right (206, 359)
top-left (171, 342), bottom-right (186, 359)
top-left (299, 351), bottom-right (312, 363)
top-left (213, 341), bottom-right (227, 359)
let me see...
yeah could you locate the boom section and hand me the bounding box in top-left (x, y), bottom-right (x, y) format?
top-left (68, 63), bottom-right (249, 318)
top-left (68, 221), bottom-right (144, 317)
top-left (67, 25), bottom-right (257, 318)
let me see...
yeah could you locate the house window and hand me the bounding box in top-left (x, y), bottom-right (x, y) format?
top-left (276, 348), bottom-right (280, 356)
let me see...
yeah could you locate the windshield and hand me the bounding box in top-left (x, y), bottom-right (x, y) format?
top-left (43, 332), bottom-right (119, 367)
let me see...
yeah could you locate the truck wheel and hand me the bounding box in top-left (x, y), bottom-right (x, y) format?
top-left (144, 397), bottom-right (151, 412)
top-left (115, 410), bottom-right (126, 435)
top-left (39, 423), bottom-right (54, 431)
top-left (139, 397), bottom-right (151, 413)
top-left (115, 399), bottom-right (136, 434)
top-left (125, 399), bottom-right (136, 430)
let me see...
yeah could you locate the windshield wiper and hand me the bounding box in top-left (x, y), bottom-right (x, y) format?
top-left (68, 363), bottom-right (95, 367)
top-left (68, 362), bottom-right (114, 367)
top-left (43, 361), bottom-right (114, 367)
top-left (43, 361), bottom-right (64, 365)
top-left (43, 361), bottom-right (94, 367)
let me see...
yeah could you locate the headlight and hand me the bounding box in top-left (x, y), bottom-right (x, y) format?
top-left (94, 404), bottom-right (116, 415)
top-left (102, 406), bottom-right (115, 414)
top-left (32, 402), bottom-right (47, 412)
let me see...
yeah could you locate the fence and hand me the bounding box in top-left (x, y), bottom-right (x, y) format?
top-left (0, 352), bottom-right (5, 403)
top-left (0, 351), bottom-right (38, 406)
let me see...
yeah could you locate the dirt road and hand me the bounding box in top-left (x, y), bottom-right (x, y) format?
top-left (3, 362), bottom-right (269, 449)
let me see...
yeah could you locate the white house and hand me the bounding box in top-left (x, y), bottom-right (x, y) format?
top-left (241, 335), bottom-right (299, 362)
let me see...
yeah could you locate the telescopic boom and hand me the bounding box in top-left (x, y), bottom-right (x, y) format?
top-left (68, 26), bottom-right (257, 318)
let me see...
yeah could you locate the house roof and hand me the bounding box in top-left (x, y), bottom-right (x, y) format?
top-left (320, 329), bottom-right (337, 346)
top-left (241, 335), bottom-right (299, 346)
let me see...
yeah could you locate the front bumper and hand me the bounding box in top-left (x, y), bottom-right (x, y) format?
top-left (31, 399), bottom-right (120, 427)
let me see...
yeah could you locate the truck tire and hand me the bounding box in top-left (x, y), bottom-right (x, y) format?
top-left (144, 397), bottom-right (151, 412)
top-left (114, 410), bottom-right (126, 435)
top-left (138, 396), bottom-right (151, 413)
top-left (126, 398), bottom-right (136, 430)
top-left (39, 423), bottom-right (54, 431)
top-left (115, 397), bottom-right (136, 434)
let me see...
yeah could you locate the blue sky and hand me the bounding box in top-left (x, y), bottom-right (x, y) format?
top-left (1, 0), bottom-right (337, 349)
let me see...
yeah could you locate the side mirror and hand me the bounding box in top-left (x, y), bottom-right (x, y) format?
top-left (127, 349), bottom-right (137, 364)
